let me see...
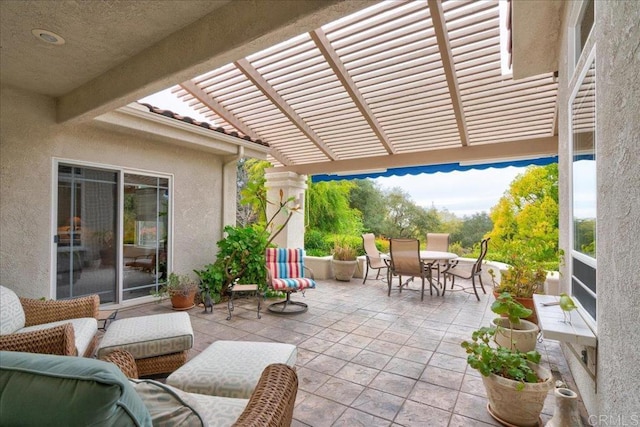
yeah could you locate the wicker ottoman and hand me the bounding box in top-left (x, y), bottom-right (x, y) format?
top-left (166, 340), bottom-right (297, 398)
top-left (97, 312), bottom-right (193, 376)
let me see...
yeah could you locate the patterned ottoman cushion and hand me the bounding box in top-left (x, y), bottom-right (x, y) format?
top-left (97, 312), bottom-right (193, 359)
top-left (166, 341), bottom-right (297, 399)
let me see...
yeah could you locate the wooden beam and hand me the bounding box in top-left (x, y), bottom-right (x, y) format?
top-left (276, 135), bottom-right (558, 175)
top-left (428, 0), bottom-right (470, 146)
top-left (180, 81), bottom-right (260, 140)
top-left (234, 58), bottom-right (337, 161)
top-left (310, 29), bottom-right (396, 155)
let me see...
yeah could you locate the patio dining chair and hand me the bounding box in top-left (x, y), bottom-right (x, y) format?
top-left (266, 248), bottom-right (317, 314)
top-left (361, 233), bottom-right (389, 284)
top-left (388, 238), bottom-right (437, 300)
top-left (443, 237), bottom-right (490, 301)
top-left (426, 232), bottom-right (450, 285)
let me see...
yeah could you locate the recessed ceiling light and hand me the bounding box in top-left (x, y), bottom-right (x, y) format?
top-left (31, 29), bottom-right (65, 45)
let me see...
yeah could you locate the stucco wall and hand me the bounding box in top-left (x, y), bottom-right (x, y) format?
top-left (0, 85), bottom-right (226, 299)
top-left (557, 0), bottom-right (640, 419)
top-left (594, 0), bottom-right (640, 419)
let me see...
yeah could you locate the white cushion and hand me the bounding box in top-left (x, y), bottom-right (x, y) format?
top-left (166, 341), bottom-right (297, 399)
top-left (131, 379), bottom-right (249, 427)
top-left (20, 317), bottom-right (98, 356)
top-left (0, 286), bottom-right (26, 335)
top-left (97, 312), bottom-right (193, 359)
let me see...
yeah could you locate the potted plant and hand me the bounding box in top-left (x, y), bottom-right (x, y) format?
top-left (332, 239), bottom-right (358, 281)
top-left (152, 272), bottom-right (198, 310)
top-left (461, 295), bottom-right (553, 427)
top-left (491, 292), bottom-right (540, 353)
top-left (490, 257), bottom-right (547, 324)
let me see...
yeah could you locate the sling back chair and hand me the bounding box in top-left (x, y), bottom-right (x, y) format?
top-left (361, 233), bottom-right (389, 284)
top-left (388, 238), bottom-right (437, 300)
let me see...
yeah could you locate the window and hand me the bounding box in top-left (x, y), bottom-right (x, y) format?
top-left (569, 52), bottom-right (596, 322)
top-left (573, 0), bottom-right (594, 68)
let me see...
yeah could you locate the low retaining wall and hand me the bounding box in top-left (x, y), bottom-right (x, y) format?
top-left (304, 256), bottom-right (333, 280)
top-left (304, 256), bottom-right (367, 280)
top-left (305, 255), bottom-right (559, 292)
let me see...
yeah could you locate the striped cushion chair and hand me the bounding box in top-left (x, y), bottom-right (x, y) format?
top-left (266, 248), bottom-right (316, 314)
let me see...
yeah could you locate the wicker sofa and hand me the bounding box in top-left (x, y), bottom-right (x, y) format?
top-left (0, 285), bottom-right (99, 357)
top-left (0, 350), bottom-right (298, 427)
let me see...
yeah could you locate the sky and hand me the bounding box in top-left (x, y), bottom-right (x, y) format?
top-left (141, 89), bottom-right (525, 218)
top-left (373, 167), bottom-right (523, 218)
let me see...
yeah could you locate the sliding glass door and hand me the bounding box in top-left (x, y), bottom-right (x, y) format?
top-left (56, 164), bottom-right (170, 303)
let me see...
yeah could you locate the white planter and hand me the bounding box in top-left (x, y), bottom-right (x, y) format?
top-left (332, 259), bottom-right (357, 281)
top-left (492, 318), bottom-right (540, 353)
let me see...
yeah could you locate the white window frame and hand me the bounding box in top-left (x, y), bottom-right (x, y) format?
top-left (567, 45), bottom-right (597, 331)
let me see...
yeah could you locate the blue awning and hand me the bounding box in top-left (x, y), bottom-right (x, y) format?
top-left (311, 156), bottom-right (559, 182)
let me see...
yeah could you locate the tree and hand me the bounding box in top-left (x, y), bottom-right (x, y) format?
top-left (487, 164), bottom-right (559, 263)
top-left (349, 179), bottom-right (387, 235)
top-left (451, 212), bottom-right (493, 248)
top-left (381, 187), bottom-right (440, 239)
top-left (238, 159), bottom-right (270, 226)
top-left (307, 180), bottom-right (362, 235)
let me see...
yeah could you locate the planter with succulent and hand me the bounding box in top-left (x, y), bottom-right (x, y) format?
top-left (152, 272), bottom-right (198, 310)
top-left (332, 240), bottom-right (359, 282)
top-left (462, 292), bottom-right (553, 426)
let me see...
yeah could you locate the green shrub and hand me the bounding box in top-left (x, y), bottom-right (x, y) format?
top-left (375, 237), bottom-right (389, 254)
top-left (304, 229), bottom-right (332, 255)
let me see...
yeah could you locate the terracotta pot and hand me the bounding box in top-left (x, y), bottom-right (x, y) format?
top-left (493, 291), bottom-right (538, 325)
top-left (483, 362), bottom-right (553, 427)
top-left (170, 290), bottom-right (196, 310)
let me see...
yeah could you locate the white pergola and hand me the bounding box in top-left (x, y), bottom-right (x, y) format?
top-left (171, 0), bottom-right (558, 176)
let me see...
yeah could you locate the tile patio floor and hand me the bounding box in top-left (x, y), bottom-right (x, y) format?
top-left (112, 276), bottom-right (587, 426)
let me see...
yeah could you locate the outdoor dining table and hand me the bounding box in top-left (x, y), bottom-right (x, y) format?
top-left (420, 250), bottom-right (458, 293)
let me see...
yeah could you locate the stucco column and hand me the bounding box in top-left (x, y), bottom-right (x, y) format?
top-left (264, 170), bottom-right (307, 248)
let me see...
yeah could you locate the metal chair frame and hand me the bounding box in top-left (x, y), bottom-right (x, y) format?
top-left (443, 237), bottom-right (490, 301)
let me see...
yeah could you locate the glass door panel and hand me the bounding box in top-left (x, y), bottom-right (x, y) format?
top-left (123, 174), bottom-right (169, 300)
top-left (56, 165), bottom-right (118, 303)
